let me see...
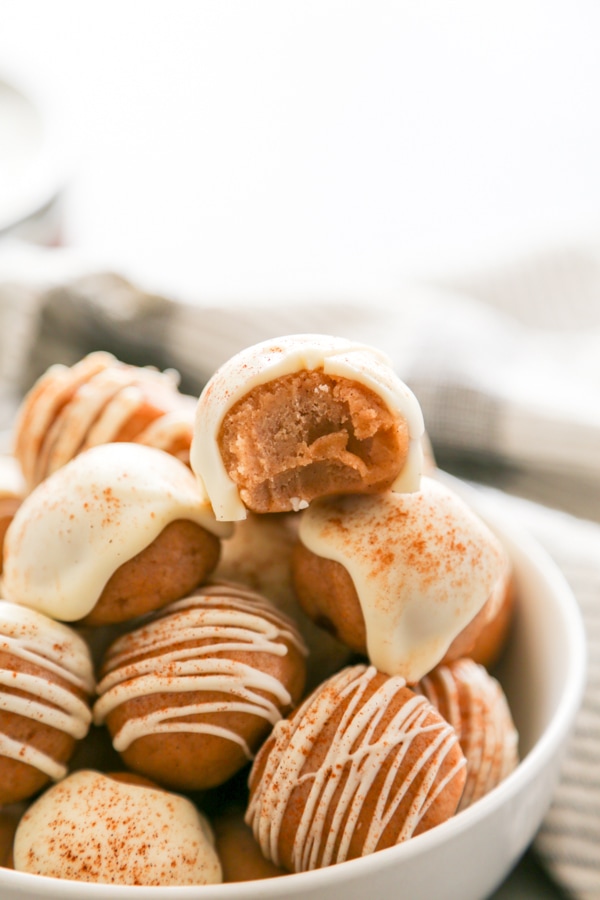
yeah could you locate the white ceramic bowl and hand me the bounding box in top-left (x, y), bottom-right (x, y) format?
top-left (0, 70), bottom-right (67, 244)
top-left (0, 490), bottom-right (586, 900)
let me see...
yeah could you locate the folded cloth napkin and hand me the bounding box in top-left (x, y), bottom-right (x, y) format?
top-left (1, 239), bottom-right (599, 898)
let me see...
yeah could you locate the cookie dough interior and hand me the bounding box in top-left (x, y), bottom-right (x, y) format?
top-left (218, 370), bottom-right (409, 513)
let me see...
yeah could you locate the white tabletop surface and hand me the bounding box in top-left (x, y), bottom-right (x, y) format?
top-left (0, 3), bottom-right (594, 896)
top-left (1, 0), bottom-right (600, 305)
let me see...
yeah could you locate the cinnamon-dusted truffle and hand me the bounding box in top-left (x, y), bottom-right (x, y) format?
top-left (416, 658), bottom-right (519, 809)
top-left (2, 443), bottom-right (230, 626)
top-left (190, 334), bottom-right (425, 521)
top-left (0, 601), bottom-right (94, 805)
top-left (94, 582), bottom-right (308, 790)
top-left (292, 476), bottom-right (509, 683)
top-left (215, 512), bottom-right (352, 690)
top-left (13, 351), bottom-right (196, 491)
top-left (0, 456), bottom-right (25, 575)
top-left (246, 664), bottom-right (466, 872)
top-left (12, 769), bottom-right (222, 885)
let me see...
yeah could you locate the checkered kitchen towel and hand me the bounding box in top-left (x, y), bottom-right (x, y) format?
top-left (1, 239), bottom-right (600, 898)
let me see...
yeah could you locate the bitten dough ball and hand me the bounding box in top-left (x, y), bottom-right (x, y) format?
top-left (12, 770), bottom-right (222, 885)
top-left (2, 443), bottom-right (229, 626)
top-left (13, 351), bottom-right (196, 491)
top-left (246, 664), bottom-right (466, 873)
top-left (94, 582), bottom-right (308, 791)
top-left (190, 334), bottom-right (425, 520)
top-left (0, 601), bottom-right (94, 805)
top-left (292, 476), bottom-right (510, 683)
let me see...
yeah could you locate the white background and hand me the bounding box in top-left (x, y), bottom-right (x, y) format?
top-left (1, 0), bottom-right (600, 303)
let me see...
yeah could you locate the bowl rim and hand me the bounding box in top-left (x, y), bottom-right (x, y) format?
top-left (0, 488), bottom-right (587, 897)
top-left (0, 68), bottom-right (69, 236)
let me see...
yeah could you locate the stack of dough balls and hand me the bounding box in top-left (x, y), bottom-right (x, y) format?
top-left (0, 336), bottom-right (519, 887)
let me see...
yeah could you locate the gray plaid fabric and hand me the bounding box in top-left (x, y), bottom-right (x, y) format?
top-left (1, 239), bottom-right (600, 898)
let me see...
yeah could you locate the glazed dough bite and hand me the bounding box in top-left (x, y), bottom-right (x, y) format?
top-left (13, 351), bottom-right (196, 491)
top-left (416, 658), bottom-right (519, 809)
top-left (0, 456), bottom-right (25, 575)
top-left (2, 443), bottom-right (230, 626)
top-left (12, 769), bottom-right (222, 885)
top-left (94, 582), bottom-right (308, 791)
top-left (246, 664), bottom-right (466, 872)
top-left (215, 511), bottom-right (352, 690)
top-left (190, 334), bottom-right (425, 520)
top-left (292, 476), bottom-right (509, 683)
top-left (0, 601), bottom-right (94, 805)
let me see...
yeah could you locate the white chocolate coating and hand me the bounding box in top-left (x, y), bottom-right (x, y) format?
top-left (298, 477), bottom-right (507, 682)
top-left (13, 769), bottom-right (223, 885)
top-left (0, 601), bottom-right (94, 780)
top-left (247, 664), bottom-right (465, 870)
top-left (190, 334), bottom-right (425, 521)
top-left (94, 583), bottom-right (307, 756)
top-left (2, 443), bottom-right (230, 622)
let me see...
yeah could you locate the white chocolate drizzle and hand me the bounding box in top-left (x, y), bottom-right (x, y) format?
top-left (0, 601), bottom-right (94, 780)
top-left (298, 476), bottom-right (508, 682)
top-left (135, 407), bottom-right (196, 461)
top-left (2, 443), bottom-right (230, 622)
top-left (15, 354), bottom-right (111, 488)
top-left (246, 664), bottom-right (465, 870)
top-left (94, 583), bottom-right (307, 755)
top-left (417, 658), bottom-right (519, 809)
top-left (190, 334), bottom-right (425, 521)
top-left (13, 351), bottom-right (194, 488)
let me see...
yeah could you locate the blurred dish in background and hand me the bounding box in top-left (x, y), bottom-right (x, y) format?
top-left (0, 71), bottom-right (67, 246)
